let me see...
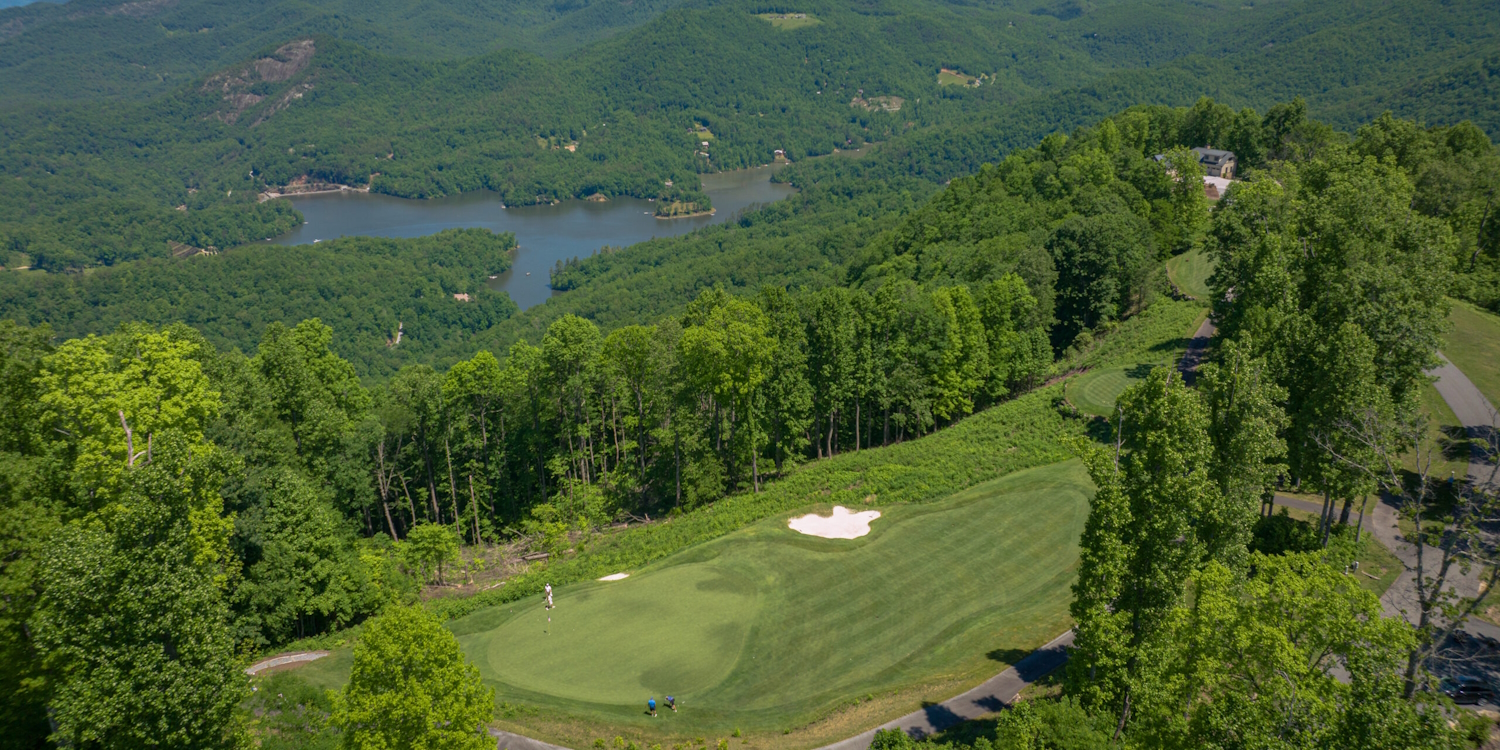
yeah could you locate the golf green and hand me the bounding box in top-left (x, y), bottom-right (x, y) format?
top-left (1067, 363), bottom-right (1161, 417)
top-left (448, 460), bottom-right (1091, 730)
top-left (482, 564), bottom-right (759, 703)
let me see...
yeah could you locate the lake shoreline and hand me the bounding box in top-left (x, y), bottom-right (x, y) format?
top-left (269, 164), bottom-right (798, 310)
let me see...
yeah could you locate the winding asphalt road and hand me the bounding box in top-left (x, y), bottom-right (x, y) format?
top-left (1272, 352), bottom-right (1500, 640)
top-left (1431, 352), bottom-right (1499, 492)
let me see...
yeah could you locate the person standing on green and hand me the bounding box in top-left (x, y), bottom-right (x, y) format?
top-left (647, 698), bottom-right (657, 717)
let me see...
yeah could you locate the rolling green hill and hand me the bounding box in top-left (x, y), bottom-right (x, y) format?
top-left (0, 0), bottom-right (692, 101)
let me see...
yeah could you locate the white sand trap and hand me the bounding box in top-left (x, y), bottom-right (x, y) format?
top-left (598, 573), bottom-right (630, 581)
top-left (788, 506), bottom-right (881, 539)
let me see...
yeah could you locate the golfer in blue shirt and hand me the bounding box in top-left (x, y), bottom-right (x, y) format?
top-left (648, 697), bottom-right (657, 717)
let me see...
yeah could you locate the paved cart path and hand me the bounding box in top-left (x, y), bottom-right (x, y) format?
top-left (244, 651), bottom-right (330, 676)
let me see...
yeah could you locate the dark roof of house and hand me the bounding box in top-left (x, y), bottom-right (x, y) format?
top-left (1192, 147), bottom-right (1236, 164)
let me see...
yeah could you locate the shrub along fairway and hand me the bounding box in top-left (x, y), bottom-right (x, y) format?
top-left (299, 461), bottom-right (1091, 745)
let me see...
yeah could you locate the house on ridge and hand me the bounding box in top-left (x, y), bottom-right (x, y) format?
top-left (1191, 147), bottom-right (1236, 179)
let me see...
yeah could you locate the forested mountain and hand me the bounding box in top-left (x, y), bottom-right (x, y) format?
top-left (0, 0), bottom-right (690, 100)
top-left (1, 99), bottom-right (1496, 380)
top-left (2, 0), bottom-right (1497, 272)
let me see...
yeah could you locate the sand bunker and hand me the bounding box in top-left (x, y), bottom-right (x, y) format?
top-left (788, 506), bottom-right (881, 539)
top-left (598, 573), bottom-right (630, 581)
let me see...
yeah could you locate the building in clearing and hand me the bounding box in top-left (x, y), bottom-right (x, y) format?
top-left (1191, 147), bottom-right (1237, 178)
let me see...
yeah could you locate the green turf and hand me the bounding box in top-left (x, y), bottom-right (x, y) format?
top-left (1067, 363), bottom-right (1163, 417)
top-left (481, 564), bottom-right (759, 704)
top-left (1165, 246), bottom-right (1213, 299)
top-left (298, 461), bottom-right (1091, 734)
top-left (1062, 301), bottom-right (1206, 417)
top-left (1414, 381), bottom-right (1470, 482)
top-left (1444, 298), bottom-right (1500, 412)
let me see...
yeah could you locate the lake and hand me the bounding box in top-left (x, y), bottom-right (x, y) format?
top-left (270, 166), bottom-right (795, 310)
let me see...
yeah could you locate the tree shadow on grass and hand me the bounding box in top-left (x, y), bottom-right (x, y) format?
top-left (985, 648), bottom-right (1029, 666)
top-left (1439, 424), bottom-right (1478, 464)
top-left (1149, 336), bottom-right (1193, 354)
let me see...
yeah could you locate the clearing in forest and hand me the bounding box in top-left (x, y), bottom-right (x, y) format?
top-left (851, 95), bottom-right (904, 113)
top-left (756, 12), bottom-right (821, 30)
top-left (937, 68), bottom-right (980, 86)
top-left (294, 461), bottom-right (1091, 744)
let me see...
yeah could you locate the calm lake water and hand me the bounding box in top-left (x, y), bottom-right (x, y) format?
top-left (269, 166), bottom-right (795, 310)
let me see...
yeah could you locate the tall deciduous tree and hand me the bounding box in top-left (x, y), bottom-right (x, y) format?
top-left (1159, 145), bottom-right (1210, 257)
top-left (332, 606), bottom-right (493, 750)
top-left (35, 325), bottom-right (221, 508)
top-left (1067, 367), bottom-right (1221, 733)
top-left (1047, 212), bottom-right (1155, 349)
top-left (234, 468), bottom-right (383, 645)
top-left (403, 522), bottom-right (461, 586)
top-left (1134, 553), bottom-right (1449, 749)
top-left (755, 287), bottom-right (813, 473)
top-left (679, 295), bottom-right (776, 491)
top-left (0, 321), bottom-right (57, 750)
top-left (32, 435), bottom-right (246, 750)
top-left (1195, 337), bottom-right (1286, 569)
top-left (253, 319), bottom-right (376, 516)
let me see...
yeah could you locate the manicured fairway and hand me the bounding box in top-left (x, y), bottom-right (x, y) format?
top-left (297, 461), bottom-right (1091, 738)
top-left (1165, 246), bottom-right (1213, 299)
top-left (463, 460), bottom-right (1088, 730)
top-left (937, 69), bottom-right (976, 86)
top-left (477, 563), bottom-right (759, 704)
